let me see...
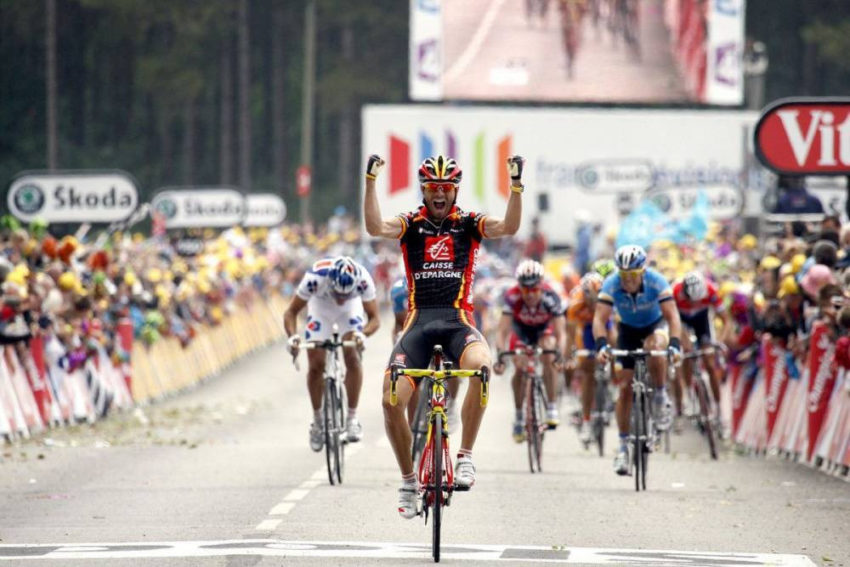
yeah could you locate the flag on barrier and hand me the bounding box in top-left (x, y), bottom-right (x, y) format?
top-left (806, 321), bottom-right (838, 460)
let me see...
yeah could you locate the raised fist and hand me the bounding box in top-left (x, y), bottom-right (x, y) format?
top-left (365, 154), bottom-right (385, 180)
top-left (506, 155), bottom-right (525, 182)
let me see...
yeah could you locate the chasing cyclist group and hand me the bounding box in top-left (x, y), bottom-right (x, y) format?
top-left (284, 153), bottom-right (729, 518)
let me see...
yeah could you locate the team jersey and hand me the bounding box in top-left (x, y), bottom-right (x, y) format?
top-left (397, 205), bottom-right (487, 311)
top-left (566, 286), bottom-right (594, 324)
top-left (672, 280), bottom-right (722, 318)
top-left (390, 276), bottom-right (408, 315)
top-left (598, 268), bottom-right (672, 328)
top-left (295, 258), bottom-right (377, 303)
top-left (501, 282), bottom-right (566, 331)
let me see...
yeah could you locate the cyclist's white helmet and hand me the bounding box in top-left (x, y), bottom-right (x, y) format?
top-left (328, 256), bottom-right (360, 295)
top-left (682, 271), bottom-right (708, 301)
top-left (515, 259), bottom-right (545, 287)
top-left (614, 245), bottom-right (647, 271)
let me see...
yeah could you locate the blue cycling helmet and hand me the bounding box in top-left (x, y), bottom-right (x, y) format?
top-left (614, 245), bottom-right (647, 271)
top-left (328, 256), bottom-right (359, 295)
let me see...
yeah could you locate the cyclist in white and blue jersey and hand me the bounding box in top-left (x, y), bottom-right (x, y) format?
top-left (592, 245), bottom-right (682, 476)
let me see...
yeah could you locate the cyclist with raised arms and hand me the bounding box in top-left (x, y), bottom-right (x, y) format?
top-left (672, 271), bottom-right (729, 424)
top-left (284, 256), bottom-right (380, 450)
top-left (593, 245), bottom-right (682, 476)
top-left (493, 259), bottom-right (567, 440)
top-left (566, 271), bottom-right (608, 445)
top-left (364, 152), bottom-right (523, 519)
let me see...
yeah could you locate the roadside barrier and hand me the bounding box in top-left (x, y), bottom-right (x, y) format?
top-left (0, 294), bottom-right (287, 444)
top-left (734, 324), bottom-right (850, 478)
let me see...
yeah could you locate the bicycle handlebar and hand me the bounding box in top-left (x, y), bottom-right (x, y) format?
top-left (609, 348), bottom-right (669, 358)
top-left (497, 348), bottom-right (562, 364)
top-left (389, 367), bottom-right (489, 409)
top-left (291, 338), bottom-right (362, 371)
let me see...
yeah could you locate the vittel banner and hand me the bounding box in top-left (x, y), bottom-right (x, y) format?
top-left (151, 188), bottom-right (245, 229)
top-left (244, 193), bottom-right (286, 227)
top-left (7, 170), bottom-right (139, 223)
top-left (755, 98), bottom-right (850, 175)
top-left (409, 0), bottom-right (442, 101)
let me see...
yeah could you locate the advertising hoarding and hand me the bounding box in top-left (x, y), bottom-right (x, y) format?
top-left (363, 104), bottom-right (758, 246)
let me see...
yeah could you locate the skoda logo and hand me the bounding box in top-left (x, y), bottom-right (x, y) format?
top-left (578, 167), bottom-right (599, 189)
top-left (155, 198), bottom-right (178, 219)
top-left (13, 184), bottom-right (45, 215)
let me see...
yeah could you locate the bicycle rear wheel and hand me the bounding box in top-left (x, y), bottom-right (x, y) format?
top-left (432, 413), bottom-right (443, 563)
top-left (323, 379), bottom-right (339, 486)
top-left (694, 376), bottom-right (718, 460)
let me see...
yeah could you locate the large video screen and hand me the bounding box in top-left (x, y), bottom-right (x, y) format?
top-left (409, 0), bottom-right (745, 105)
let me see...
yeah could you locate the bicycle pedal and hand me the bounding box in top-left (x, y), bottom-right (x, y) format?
top-left (452, 484), bottom-right (471, 492)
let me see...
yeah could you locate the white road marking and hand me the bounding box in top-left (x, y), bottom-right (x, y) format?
top-left (443, 0), bottom-right (509, 83)
top-left (0, 540), bottom-right (818, 565)
top-left (258, 442), bottom-right (365, 530)
top-left (283, 489), bottom-right (310, 502)
top-left (268, 502), bottom-right (295, 516)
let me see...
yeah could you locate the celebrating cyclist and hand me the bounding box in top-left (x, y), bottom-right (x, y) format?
top-left (672, 271), bottom-right (729, 424)
top-left (283, 256), bottom-right (380, 451)
top-left (593, 245), bottom-right (682, 476)
top-left (566, 271), bottom-right (609, 445)
top-left (493, 259), bottom-right (567, 440)
top-left (364, 152), bottom-right (523, 519)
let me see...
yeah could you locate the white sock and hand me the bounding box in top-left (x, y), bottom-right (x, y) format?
top-left (313, 410), bottom-right (322, 424)
top-left (347, 408), bottom-right (357, 420)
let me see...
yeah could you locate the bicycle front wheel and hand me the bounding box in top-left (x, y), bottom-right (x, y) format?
top-left (632, 390), bottom-right (645, 492)
top-left (695, 376), bottom-right (718, 460)
top-left (593, 377), bottom-right (607, 457)
top-left (432, 413), bottom-right (443, 563)
top-left (335, 382), bottom-right (347, 483)
top-left (525, 376), bottom-right (543, 473)
top-left (323, 379), bottom-right (340, 486)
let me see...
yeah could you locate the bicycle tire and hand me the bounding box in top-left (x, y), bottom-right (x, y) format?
top-left (432, 412), bottom-right (443, 563)
top-left (525, 376), bottom-right (542, 473)
top-left (335, 382), bottom-right (346, 483)
top-left (632, 389), bottom-right (644, 492)
top-left (411, 387), bottom-right (430, 466)
top-left (324, 379), bottom-right (338, 486)
top-left (593, 376), bottom-right (607, 457)
top-left (534, 379), bottom-right (546, 471)
top-left (695, 376), bottom-right (718, 460)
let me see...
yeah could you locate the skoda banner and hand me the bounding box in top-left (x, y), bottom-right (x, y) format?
top-left (151, 188), bottom-right (245, 229)
top-left (244, 194), bottom-right (286, 227)
top-left (7, 170), bottom-right (139, 223)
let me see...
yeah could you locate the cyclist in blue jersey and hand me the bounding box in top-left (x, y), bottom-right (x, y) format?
top-left (390, 276), bottom-right (409, 345)
top-left (593, 245), bottom-right (682, 476)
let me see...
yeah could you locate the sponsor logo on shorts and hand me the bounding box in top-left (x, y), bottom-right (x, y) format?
top-left (393, 353), bottom-right (407, 367)
top-left (465, 333), bottom-right (478, 345)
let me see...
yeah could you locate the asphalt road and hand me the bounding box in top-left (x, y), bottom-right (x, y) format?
top-left (0, 311), bottom-right (847, 566)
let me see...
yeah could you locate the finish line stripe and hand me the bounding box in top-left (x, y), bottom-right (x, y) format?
top-left (0, 540), bottom-right (816, 565)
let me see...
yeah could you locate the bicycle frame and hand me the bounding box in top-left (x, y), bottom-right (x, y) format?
top-left (499, 346), bottom-right (560, 473)
top-left (295, 326), bottom-right (360, 486)
top-left (389, 345), bottom-right (488, 563)
top-left (610, 348), bottom-right (667, 491)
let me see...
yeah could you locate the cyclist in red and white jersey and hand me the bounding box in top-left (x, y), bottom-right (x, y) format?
top-left (493, 260), bottom-right (567, 440)
top-left (672, 271), bottom-right (729, 423)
